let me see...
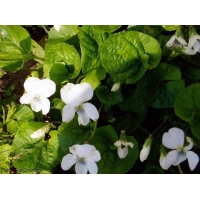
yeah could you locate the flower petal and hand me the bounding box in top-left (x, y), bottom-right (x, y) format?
top-left (87, 159), bottom-right (98, 174)
top-left (172, 152), bottom-right (186, 166)
top-left (188, 36), bottom-right (197, 49)
top-left (61, 154), bottom-right (77, 171)
top-left (159, 155), bottom-right (168, 170)
top-left (186, 151), bottom-right (199, 171)
top-left (140, 146), bottom-right (150, 162)
top-left (37, 79), bottom-right (56, 97)
top-left (75, 161), bottom-right (88, 174)
top-left (193, 41), bottom-right (200, 52)
top-left (63, 83), bottom-right (93, 106)
top-left (19, 92), bottom-right (35, 104)
top-left (77, 110), bottom-right (90, 126)
top-left (24, 77), bottom-right (40, 93)
top-left (83, 103), bottom-right (99, 121)
top-left (164, 150), bottom-right (179, 169)
top-left (54, 25), bottom-right (61, 32)
top-left (70, 144), bottom-right (96, 158)
top-left (166, 35), bottom-right (176, 47)
top-left (124, 142), bottom-right (134, 148)
top-left (40, 97), bottom-right (50, 115)
top-left (60, 83), bottom-right (75, 104)
top-left (89, 150), bottom-right (101, 162)
top-left (176, 37), bottom-right (187, 46)
top-left (30, 98), bottom-right (42, 112)
top-left (62, 104), bottom-right (76, 123)
top-left (117, 146), bottom-right (128, 159)
top-left (162, 127), bottom-right (184, 149)
top-left (182, 46), bottom-right (196, 55)
top-left (114, 140), bottom-right (122, 147)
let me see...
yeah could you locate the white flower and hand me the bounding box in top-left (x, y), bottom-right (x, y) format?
top-left (54, 25), bottom-right (61, 32)
top-left (61, 144), bottom-right (101, 174)
top-left (61, 82), bottom-right (99, 126)
top-left (139, 136), bottom-right (152, 162)
top-left (166, 35), bottom-right (187, 48)
top-left (111, 82), bottom-right (121, 92)
top-left (19, 77), bottom-right (56, 115)
top-left (114, 140), bottom-right (134, 159)
top-left (159, 154), bottom-right (168, 170)
top-left (188, 27), bottom-right (200, 53)
top-left (162, 127), bottom-right (199, 171)
top-left (166, 27), bottom-right (187, 48)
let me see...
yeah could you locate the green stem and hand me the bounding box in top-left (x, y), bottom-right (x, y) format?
top-left (178, 164), bottom-right (183, 174)
top-left (51, 121), bottom-right (62, 124)
top-left (151, 119), bottom-right (166, 136)
top-left (88, 104), bottom-right (103, 140)
top-left (41, 25), bottom-right (49, 34)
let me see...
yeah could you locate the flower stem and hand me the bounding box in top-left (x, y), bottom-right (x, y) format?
top-left (88, 104), bottom-right (103, 141)
top-left (178, 164), bottom-right (183, 174)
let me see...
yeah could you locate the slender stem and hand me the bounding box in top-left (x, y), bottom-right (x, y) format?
top-left (151, 119), bottom-right (166, 136)
top-left (41, 25), bottom-right (49, 34)
top-left (51, 121), bottom-right (62, 124)
top-left (178, 164), bottom-right (183, 174)
top-left (88, 104), bottom-right (103, 140)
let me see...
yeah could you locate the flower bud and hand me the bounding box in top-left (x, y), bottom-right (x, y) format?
top-left (111, 82), bottom-right (121, 92)
top-left (139, 136), bottom-right (152, 162)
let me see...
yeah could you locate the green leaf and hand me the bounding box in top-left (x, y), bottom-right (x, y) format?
top-left (12, 122), bottom-right (59, 173)
top-left (45, 43), bottom-right (81, 84)
top-left (92, 25), bottom-right (121, 33)
top-left (57, 117), bottom-right (91, 154)
top-left (0, 144), bottom-right (12, 174)
top-left (90, 125), bottom-right (139, 174)
top-left (7, 120), bottom-right (24, 134)
top-left (0, 25), bottom-right (32, 70)
top-left (78, 26), bottom-right (107, 88)
top-left (128, 25), bottom-right (163, 38)
top-left (48, 25), bottom-right (79, 43)
top-left (100, 31), bottom-right (161, 84)
top-left (162, 25), bottom-right (180, 31)
top-left (190, 117), bottom-right (200, 139)
top-left (136, 63), bottom-right (185, 108)
top-left (11, 105), bottom-right (34, 122)
top-left (174, 83), bottom-right (200, 122)
top-left (95, 86), bottom-right (123, 105)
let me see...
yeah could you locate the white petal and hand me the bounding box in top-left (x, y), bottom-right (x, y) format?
top-left (114, 140), bottom-right (122, 147)
top-left (166, 35), bottom-right (176, 47)
top-left (60, 83), bottom-right (75, 104)
top-left (159, 156), bottom-right (168, 170)
top-left (37, 79), bottom-right (56, 97)
top-left (24, 77), bottom-right (40, 93)
top-left (184, 143), bottom-right (193, 151)
top-left (63, 83), bottom-right (93, 106)
top-left (54, 25), bottom-right (61, 32)
top-left (30, 127), bottom-right (47, 138)
top-left (124, 142), bottom-right (134, 148)
top-left (71, 144), bottom-right (96, 158)
top-left (111, 83), bottom-right (120, 92)
top-left (182, 46), bottom-right (196, 55)
top-left (61, 154), bottom-right (77, 171)
top-left (117, 146), bottom-right (128, 159)
top-left (162, 127), bottom-right (184, 149)
top-left (77, 110), bottom-right (90, 126)
top-left (193, 41), bottom-right (200, 52)
top-left (83, 103), bottom-right (99, 121)
top-left (186, 151), bottom-right (199, 171)
top-left (89, 150), bottom-right (101, 162)
top-left (87, 159), bottom-right (98, 174)
top-left (140, 146), bottom-right (150, 162)
top-left (164, 150), bottom-right (179, 169)
top-left (188, 36), bottom-right (197, 49)
top-left (172, 152), bottom-right (187, 166)
top-left (176, 37), bottom-right (187, 46)
top-left (19, 92), bottom-right (35, 104)
top-left (40, 97), bottom-right (50, 115)
top-left (30, 98), bottom-right (42, 112)
top-left (75, 161), bottom-right (88, 174)
top-left (62, 104), bottom-right (76, 123)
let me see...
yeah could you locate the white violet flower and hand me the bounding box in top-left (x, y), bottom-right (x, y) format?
top-left (61, 82), bottom-right (99, 126)
top-left (111, 82), bottom-right (121, 92)
top-left (166, 27), bottom-right (187, 48)
top-left (140, 136), bottom-right (152, 162)
top-left (20, 77), bottom-right (56, 115)
top-left (162, 127), bottom-right (199, 171)
top-left (188, 27), bottom-right (200, 53)
top-left (159, 145), bottom-right (168, 170)
top-left (114, 140), bottom-right (134, 159)
top-left (61, 144), bottom-right (101, 174)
